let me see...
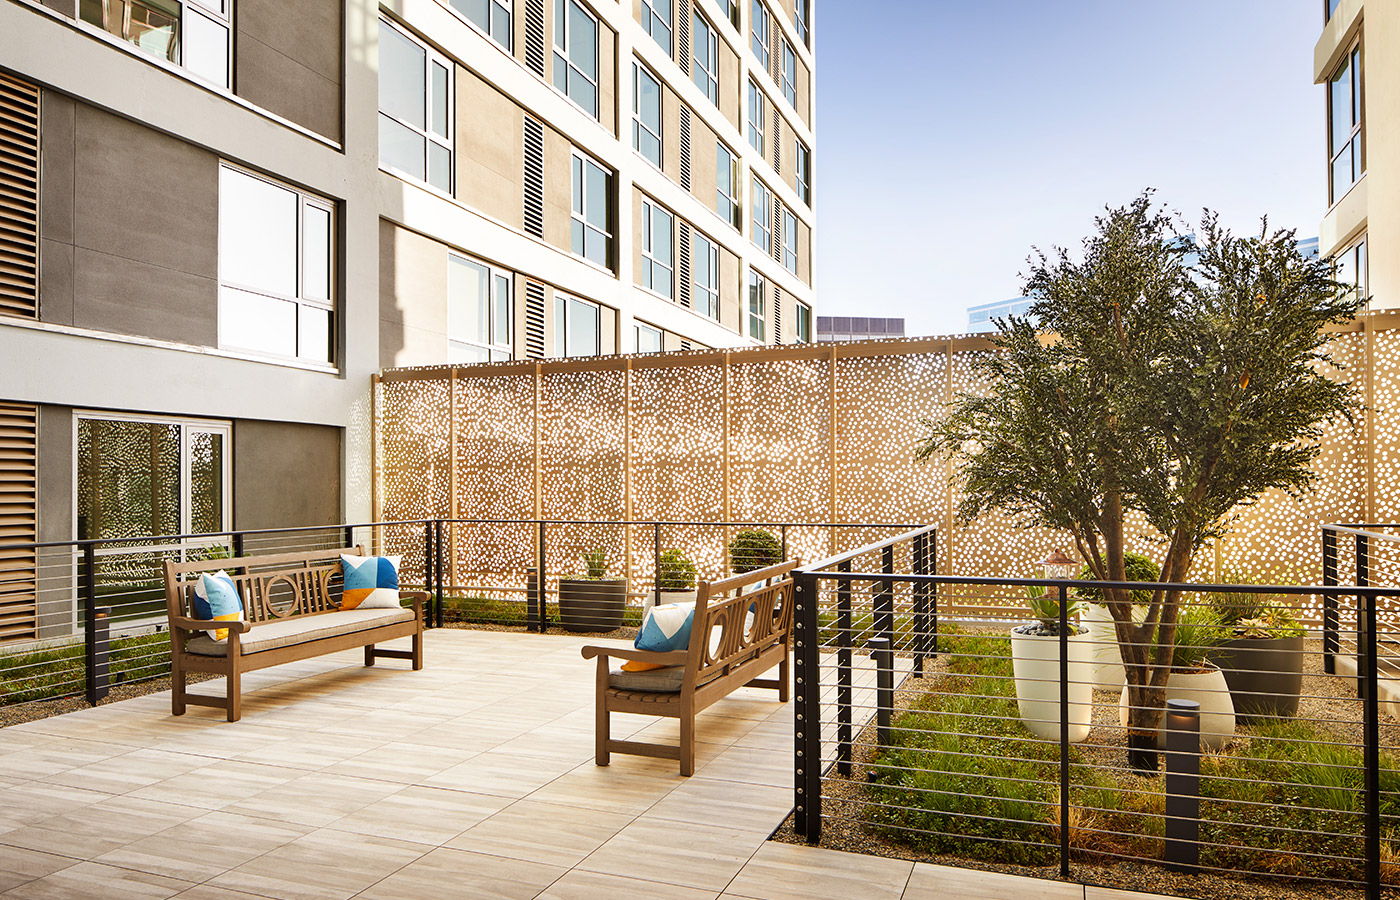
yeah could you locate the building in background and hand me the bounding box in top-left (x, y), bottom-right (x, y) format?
top-left (816, 316), bottom-right (904, 342)
top-left (0, 0), bottom-right (816, 641)
top-left (966, 298), bottom-right (1033, 334)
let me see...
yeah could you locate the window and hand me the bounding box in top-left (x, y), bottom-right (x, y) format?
top-left (571, 151), bottom-right (612, 267)
top-left (782, 207), bottom-right (797, 273)
top-left (635, 322), bottom-right (663, 353)
top-left (379, 18), bottom-right (453, 192)
top-left (747, 80), bottom-right (764, 154)
top-left (714, 0), bottom-right (738, 28)
top-left (692, 10), bottom-right (719, 105)
top-left (219, 165), bottom-right (335, 365)
top-left (747, 269), bottom-right (765, 341)
top-left (717, 141), bottom-right (741, 228)
top-left (449, 0), bottom-right (512, 50)
top-left (642, 0), bottom-right (672, 55)
top-left (795, 301), bottom-right (811, 343)
top-left (1328, 43), bottom-right (1363, 204)
top-left (641, 200), bottom-right (675, 298)
top-left (632, 62), bottom-right (663, 168)
top-left (750, 0), bottom-right (769, 68)
top-left (795, 0), bottom-right (809, 45)
top-left (1334, 235), bottom-right (1369, 304)
top-left (554, 294), bottom-right (601, 356)
top-left (448, 255), bottom-right (512, 362)
top-left (553, 0), bottom-right (600, 118)
top-left (796, 140), bottom-right (811, 204)
top-left (693, 231), bottom-right (720, 319)
top-left (781, 39), bottom-right (796, 107)
top-left (80, 0), bottom-right (232, 88)
top-left (752, 176), bottom-right (772, 252)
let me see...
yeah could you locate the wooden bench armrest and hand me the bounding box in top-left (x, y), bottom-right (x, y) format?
top-left (581, 645), bottom-right (688, 666)
top-left (400, 590), bottom-right (428, 618)
top-left (168, 616), bottom-right (251, 635)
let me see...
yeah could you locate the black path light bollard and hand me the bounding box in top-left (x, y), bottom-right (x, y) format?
top-left (1164, 698), bottom-right (1202, 874)
top-left (868, 636), bottom-right (893, 762)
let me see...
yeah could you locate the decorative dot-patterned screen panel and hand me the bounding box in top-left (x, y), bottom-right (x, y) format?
top-left (728, 358), bottom-right (833, 523)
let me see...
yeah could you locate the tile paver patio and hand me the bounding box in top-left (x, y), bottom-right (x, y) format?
top-left (0, 629), bottom-right (1172, 900)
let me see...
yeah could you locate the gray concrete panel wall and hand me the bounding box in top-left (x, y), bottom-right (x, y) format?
top-left (233, 419), bottom-right (342, 530)
top-left (235, 0), bottom-right (343, 141)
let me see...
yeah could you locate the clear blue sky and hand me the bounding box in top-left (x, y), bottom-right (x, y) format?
top-left (812, 1), bottom-right (1325, 336)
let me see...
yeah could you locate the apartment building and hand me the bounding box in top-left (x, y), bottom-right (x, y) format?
top-left (0, 0), bottom-right (816, 641)
top-left (1316, 0), bottom-right (1393, 306)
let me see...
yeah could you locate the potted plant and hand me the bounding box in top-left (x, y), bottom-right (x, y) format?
top-left (558, 548), bottom-right (628, 633)
top-left (1207, 589), bottom-right (1305, 722)
top-left (728, 529), bottom-right (782, 575)
top-left (1077, 552), bottom-right (1157, 690)
top-left (649, 549), bottom-right (698, 610)
top-left (1118, 605), bottom-right (1236, 751)
top-left (1010, 582), bottom-right (1093, 742)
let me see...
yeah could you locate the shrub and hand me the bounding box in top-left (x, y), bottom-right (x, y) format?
top-left (656, 549), bottom-right (698, 591)
top-left (728, 529), bottom-right (782, 574)
top-left (1075, 551), bottom-right (1160, 606)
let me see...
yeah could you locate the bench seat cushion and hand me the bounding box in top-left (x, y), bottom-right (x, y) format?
top-left (185, 608), bottom-right (414, 656)
top-left (609, 665), bottom-right (686, 692)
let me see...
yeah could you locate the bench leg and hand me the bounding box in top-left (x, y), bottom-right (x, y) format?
top-left (226, 665), bottom-right (242, 723)
top-left (171, 655), bottom-right (186, 716)
top-left (778, 651), bottom-right (791, 703)
top-left (595, 658), bottom-right (610, 767)
top-left (412, 628), bottom-right (423, 671)
top-left (364, 644), bottom-right (376, 667)
top-left (680, 714), bottom-right (695, 777)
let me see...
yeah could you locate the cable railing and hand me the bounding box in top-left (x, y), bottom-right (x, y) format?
top-left (792, 524), bottom-right (1400, 900)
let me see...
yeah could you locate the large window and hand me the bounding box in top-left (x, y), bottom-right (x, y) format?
top-left (635, 322), bottom-right (663, 353)
top-left (752, 176), bottom-right (772, 252)
top-left (714, 0), bottom-right (738, 28)
top-left (1334, 235), bottom-right (1369, 304)
top-left (642, 0), bottom-right (672, 55)
top-left (693, 231), bottom-right (720, 319)
top-left (795, 0), bottom-right (809, 45)
top-left (554, 0), bottom-right (600, 118)
top-left (571, 151), bottom-right (612, 267)
top-left (641, 200), bottom-right (675, 299)
top-left (692, 10), bottom-right (719, 106)
top-left (781, 39), bottom-right (796, 107)
top-left (1328, 43), bottom-right (1363, 204)
top-left (796, 140), bottom-right (811, 205)
top-left (80, 0), bottom-right (232, 88)
top-left (554, 294), bottom-right (601, 356)
top-left (747, 269), bottom-right (765, 341)
top-left (633, 61), bottom-right (663, 168)
top-left (448, 255), bottom-right (512, 362)
top-left (795, 301), bottom-right (811, 343)
top-left (750, 0), bottom-right (769, 68)
top-left (717, 141), bottom-right (741, 228)
top-left (782, 207), bottom-right (797, 274)
top-left (379, 18), bottom-right (453, 192)
top-left (747, 80), bottom-right (765, 154)
top-left (219, 165), bottom-right (335, 365)
top-left (449, 0), bottom-right (512, 50)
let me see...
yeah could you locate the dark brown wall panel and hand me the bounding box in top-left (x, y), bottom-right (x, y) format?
top-left (235, 0), bottom-right (343, 141)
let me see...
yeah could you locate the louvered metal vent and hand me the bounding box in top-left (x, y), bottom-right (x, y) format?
top-left (523, 116), bottom-right (545, 237)
top-left (772, 108), bottom-right (781, 174)
top-left (679, 107), bottom-right (692, 191)
top-left (678, 225), bottom-right (692, 308)
top-left (0, 74), bottom-right (39, 319)
top-left (677, 5), bottom-right (691, 71)
top-left (681, 339), bottom-right (691, 350)
top-left (772, 201), bottom-right (783, 264)
top-left (772, 286), bottom-right (782, 345)
top-left (524, 0), bottom-right (546, 75)
top-left (525, 281), bottom-right (546, 358)
top-left (0, 402), bottom-right (38, 641)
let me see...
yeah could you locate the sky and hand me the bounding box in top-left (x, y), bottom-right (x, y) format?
top-left (812, 1), bottom-right (1326, 337)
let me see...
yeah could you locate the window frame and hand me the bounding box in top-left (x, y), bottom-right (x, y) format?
top-left (1334, 234), bottom-right (1369, 305)
top-left (553, 0), bottom-right (601, 119)
top-left (378, 17), bottom-right (455, 193)
top-left (782, 206), bottom-right (797, 274)
top-left (717, 141), bottom-right (741, 229)
top-left (692, 8), bottom-right (719, 106)
top-left (554, 293), bottom-right (602, 357)
top-left (80, 0), bottom-right (234, 89)
top-left (217, 163), bottom-right (337, 367)
top-left (750, 0), bottom-right (769, 68)
top-left (1327, 40), bottom-right (1363, 206)
top-left (751, 176), bottom-right (772, 252)
top-left (796, 139), bottom-right (811, 205)
top-left (747, 268), bottom-right (766, 341)
top-left (641, 0), bottom-right (673, 56)
top-left (715, 0), bottom-right (738, 28)
top-left (634, 321), bottom-right (664, 354)
top-left (641, 199), bottom-right (675, 299)
top-left (795, 0), bottom-right (809, 45)
top-left (570, 149), bottom-right (614, 269)
top-left (447, 253), bottom-right (514, 363)
top-left (692, 229), bottom-right (720, 320)
top-left (632, 60), bottom-right (664, 169)
top-left (446, 0), bottom-right (513, 51)
top-left (795, 301), bottom-right (811, 343)
top-left (781, 38), bottom-right (796, 107)
top-left (747, 79), bottom-right (765, 155)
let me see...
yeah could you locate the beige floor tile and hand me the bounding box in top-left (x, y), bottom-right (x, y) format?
top-left (331, 741), bottom-right (481, 785)
top-left (124, 759), bottom-right (303, 812)
top-left (0, 860), bottom-right (193, 900)
top-left (1084, 887), bottom-right (1174, 900)
top-left (355, 846), bottom-right (566, 900)
top-left (326, 784), bottom-right (513, 844)
top-left (0, 846), bottom-right (74, 893)
top-left (643, 778), bottom-right (792, 833)
top-left (536, 870), bottom-right (720, 900)
top-left (905, 864), bottom-right (1082, 900)
top-left (724, 842), bottom-right (912, 900)
top-left (446, 799), bottom-right (633, 867)
top-left (526, 765), bottom-right (682, 816)
top-left (230, 731), bottom-right (384, 771)
top-left (207, 828), bottom-right (426, 900)
top-left (94, 810), bottom-right (312, 882)
top-left (0, 781), bottom-right (112, 832)
top-left (578, 818), bottom-right (767, 891)
top-left (420, 749), bottom-right (574, 798)
top-left (695, 745), bottom-right (793, 789)
top-left (0, 794), bottom-right (200, 859)
top-left (223, 771), bottom-right (402, 827)
top-left (169, 887), bottom-right (276, 900)
top-left (40, 748), bottom-right (209, 796)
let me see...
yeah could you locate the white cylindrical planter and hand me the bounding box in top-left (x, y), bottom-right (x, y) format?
top-left (1010, 624), bottom-right (1093, 743)
top-left (1084, 603), bottom-right (1149, 690)
top-left (1118, 663), bottom-right (1236, 751)
top-left (646, 589), bottom-right (697, 611)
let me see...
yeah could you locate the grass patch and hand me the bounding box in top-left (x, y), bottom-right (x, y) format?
top-left (0, 632), bottom-right (172, 706)
top-left (443, 595), bottom-right (644, 628)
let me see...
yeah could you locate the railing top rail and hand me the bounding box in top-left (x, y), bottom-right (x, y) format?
top-left (22, 519), bottom-right (438, 552)
top-left (436, 518), bottom-right (923, 529)
top-left (797, 569), bottom-right (1400, 597)
top-left (799, 523), bottom-right (937, 573)
top-left (1323, 523), bottom-right (1400, 544)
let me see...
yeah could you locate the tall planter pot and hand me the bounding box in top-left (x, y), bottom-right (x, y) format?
top-left (558, 578), bottom-right (628, 633)
top-left (1118, 663), bottom-right (1236, 751)
top-left (1084, 603), bottom-right (1148, 690)
top-left (1210, 634), bottom-right (1304, 722)
top-left (1010, 624), bottom-right (1093, 743)
top-left (646, 589), bottom-right (697, 611)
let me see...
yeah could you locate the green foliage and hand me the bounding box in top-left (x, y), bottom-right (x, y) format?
top-left (1024, 583), bottom-right (1087, 631)
top-left (581, 548), bottom-right (611, 580)
top-left (728, 529), bottom-right (782, 574)
top-left (656, 549), bottom-right (698, 591)
top-left (443, 595), bottom-right (643, 628)
top-left (1207, 589), bottom-right (1304, 638)
top-left (0, 632), bottom-right (173, 706)
top-left (1165, 605), bottom-right (1229, 671)
top-left (1075, 551), bottom-right (1160, 606)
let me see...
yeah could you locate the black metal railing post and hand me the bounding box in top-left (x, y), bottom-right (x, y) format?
top-left (82, 543), bottom-right (109, 706)
top-left (344, 524), bottom-right (355, 551)
top-left (653, 522), bottom-right (662, 607)
top-left (434, 519), bottom-right (445, 629)
top-left (537, 521), bottom-right (548, 634)
top-left (793, 569), bottom-right (822, 843)
top-left (930, 527), bottom-right (939, 657)
top-left (232, 531), bottom-right (245, 559)
top-left (876, 544), bottom-right (894, 650)
top-left (869, 636), bottom-right (892, 749)
top-left (1322, 528), bottom-right (1338, 675)
top-left (911, 532), bottom-right (926, 677)
top-left (781, 524), bottom-right (789, 563)
top-left (422, 521), bottom-right (434, 627)
top-left (1057, 582), bottom-right (1070, 879)
top-left (1364, 588), bottom-right (1381, 900)
top-left (1357, 534), bottom-right (1369, 698)
top-left (1164, 699), bottom-right (1201, 874)
top-left (836, 558), bottom-right (853, 777)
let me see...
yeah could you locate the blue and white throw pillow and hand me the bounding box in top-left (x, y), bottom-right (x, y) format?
top-left (635, 602), bottom-right (695, 653)
top-left (192, 571), bottom-right (243, 641)
top-left (340, 554), bottom-right (402, 610)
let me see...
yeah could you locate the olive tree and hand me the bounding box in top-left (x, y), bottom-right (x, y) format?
top-left (917, 193), bottom-right (1361, 767)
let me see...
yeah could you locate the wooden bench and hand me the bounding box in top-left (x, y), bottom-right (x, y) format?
top-left (162, 547), bottom-right (425, 722)
top-left (581, 559), bottom-right (798, 776)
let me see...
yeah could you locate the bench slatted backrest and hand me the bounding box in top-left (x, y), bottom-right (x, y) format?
top-left (685, 560), bottom-right (798, 689)
top-left (163, 547), bottom-right (364, 625)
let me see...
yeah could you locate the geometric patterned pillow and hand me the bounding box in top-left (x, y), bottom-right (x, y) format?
top-left (192, 571), bottom-right (243, 641)
top-left (339, 554), bottom-right (401, 610)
